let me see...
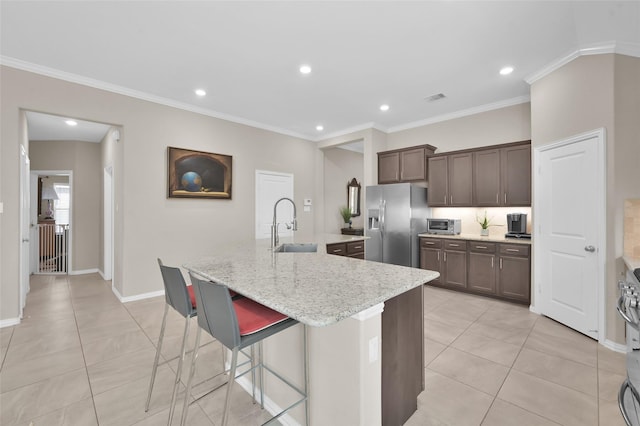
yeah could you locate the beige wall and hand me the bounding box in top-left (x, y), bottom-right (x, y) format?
top-left (530, 53), bottom-right (640, 345)
top-left (387, 103), bottom-right (532, 153)
top-left (323, 148), bottom-right (364, 232)
top-left (1, 66), bottom-right (318, 320)
top-left (30, 140), bottom-right (101, 272)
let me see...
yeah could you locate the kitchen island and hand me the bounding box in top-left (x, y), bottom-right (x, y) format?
top-left (184, 233), bottom-right (439, 426)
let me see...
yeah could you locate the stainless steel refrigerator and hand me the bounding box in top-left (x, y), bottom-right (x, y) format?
top-left (365, 183), bottom-right (430, 268)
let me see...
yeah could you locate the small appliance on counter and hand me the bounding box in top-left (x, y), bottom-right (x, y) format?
top-left (505, 213), bottom-right (531, 239)
top-left (426, 218), bottom-right (461, 235)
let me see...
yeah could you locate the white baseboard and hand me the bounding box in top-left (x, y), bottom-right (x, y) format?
top-left (235, 375), bottom-right (301, 426)
top-left (97, 269), bottom-right (112, 281)
top-left (69, 268), bottom-right (99, 276)
top-left (529, 304), bottom-right (541, 315)
top-left (0, 317), bottom-right (21, 328)
top-left (111, 284), bottom-right (164, 303)
top-left (602, 338), bottom-right (627, 354)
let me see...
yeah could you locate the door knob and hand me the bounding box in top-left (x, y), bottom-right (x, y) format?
top-left (584, 245), bottom-right (596, 253)
top-left (22, 238), bottom-right (29, 243)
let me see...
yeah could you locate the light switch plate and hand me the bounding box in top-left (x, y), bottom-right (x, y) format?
top-left (304, 198), bottom-right (312, 206)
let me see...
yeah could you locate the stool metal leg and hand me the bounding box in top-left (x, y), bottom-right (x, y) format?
top-left (251, 345), bottom-right (256, 403)
top-left (222, 347), bottom-right (239, 426)
top-left (167, 315), bottom-right (191, 425)
top-left (145, 303), bottom-right (169, 412)
top-left (259, 340), bottom-right (265, 409)
top-left (180, 326), bottom-right (202, 426)
top-left (304, 324), bottom-right (309, 426)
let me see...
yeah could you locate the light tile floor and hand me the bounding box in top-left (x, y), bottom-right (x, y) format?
top-left (0, 273), bottom-right (627, 425)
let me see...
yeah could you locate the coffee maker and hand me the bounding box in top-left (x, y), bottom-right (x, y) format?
top-left (506, 213), bottom-right (530, 238)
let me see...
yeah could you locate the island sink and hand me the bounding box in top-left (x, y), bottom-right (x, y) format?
top-left (274, 243), bottom-right (318, 253)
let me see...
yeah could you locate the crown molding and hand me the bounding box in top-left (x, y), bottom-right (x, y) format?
top-left (386, 95), bottom-right (531, 134)
top-left (0, 56), bottom-right (313, 142)
top-left (525, 41), bottom-right (640, 85)
top-left (315, 121), bottom-right (389, 142)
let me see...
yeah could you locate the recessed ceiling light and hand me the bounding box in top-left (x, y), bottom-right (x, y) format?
top-left (195, 89), bottom-right (206, 96)
top-left (65, 120), bottom-right (77, 126)
top-left (499, 66), bottom-right (514, 76)
top-left (299, 65), bottom-right (312, 74)
top-left (316, 125), bottom-right (324, 131)
top-left (379, 104), bottom-right (390, 111)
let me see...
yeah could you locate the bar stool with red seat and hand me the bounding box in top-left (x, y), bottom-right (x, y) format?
top-left (182, 273), bottom-right (308, 426)
top-left (145, 259), bottom-right (198, 425)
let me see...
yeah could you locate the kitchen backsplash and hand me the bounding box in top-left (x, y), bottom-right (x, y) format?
top-left (431, 207), bottom-right (532, 236)
top-left (625, 199), bottom-right (640, 259)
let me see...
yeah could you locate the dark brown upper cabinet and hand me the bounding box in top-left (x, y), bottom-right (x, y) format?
top-left (377, 144), bottom-right (437, 184)
top-left (429, 141), bottom-right (531, 207)
top-left (427, 153), bottom-right (473, 207)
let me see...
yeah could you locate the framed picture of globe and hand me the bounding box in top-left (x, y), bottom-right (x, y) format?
top-left (167, 146), bottom-right (232, 199)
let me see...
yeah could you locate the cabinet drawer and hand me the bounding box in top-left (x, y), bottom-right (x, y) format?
top-left (347, 241), bottom-right (365, 255)
top-left (469, 242), bottom-right (496, 253)
top-left (326, 242), bottom-right (347, 256)
top-left (420, 238), bottom-right (442, 249)
top-left (444, 240), bottom-right (467, 251)
top-left (499, 244), bottom-right (530, 257)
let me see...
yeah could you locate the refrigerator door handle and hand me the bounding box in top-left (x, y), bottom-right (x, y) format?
top-left (380, 200), bottom-right (386, 233)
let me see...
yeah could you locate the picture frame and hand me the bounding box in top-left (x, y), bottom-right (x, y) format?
top-left (167, 146), bottom-right (232, 199)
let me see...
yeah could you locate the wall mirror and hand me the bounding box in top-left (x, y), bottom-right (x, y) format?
top-left (347, 178), bottom-right (361, 217)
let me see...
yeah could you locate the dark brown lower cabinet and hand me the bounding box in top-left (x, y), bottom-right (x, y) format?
top-left (420, 237), bottom-right (531, 304)
top-left (326, 240), bottom-right (365, 259)
top-left (382, 285), bottom-right (424, 426)
top-left (497, 244), bottom-right (531, 303)
top-left (467, 242), bottom-right (497, 295)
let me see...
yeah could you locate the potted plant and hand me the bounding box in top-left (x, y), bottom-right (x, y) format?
top-left (340, 206), bottom-right (352, 228)
top-left (476, 210), bottom-right (496, 236)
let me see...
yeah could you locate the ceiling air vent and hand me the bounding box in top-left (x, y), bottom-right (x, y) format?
top-left (425, 93), bottom-right (446, 102)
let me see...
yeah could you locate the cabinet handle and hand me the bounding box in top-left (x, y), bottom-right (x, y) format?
top-left (500, 258), bottom-right (503, 269)
top-left (425, 242), bottom-right (435, 245)
top-left (476, 245), bottom-right (487, 249)
top-left (444, 195), bottom-right (447, 204)
top-left (437, 252), bottom-right (440, 261)
top-left (504, 193), bottom-right (507, 204)
top-left (491, 257), bottom-right (494, 268)
top-left (496, 193), bottom-right (499, 203)
top-left (449, 243), bottom-right (459, 247)
top-left (333, 249), bottom-right (342, 253)
top-left (450, 195), bottom-right (453, 204)
top-left (400, 170), bottom-right (403, 180)
top-left (506, 248), bottom-right (519, 252)
top-left (444, 252), bottom-right (447, 262)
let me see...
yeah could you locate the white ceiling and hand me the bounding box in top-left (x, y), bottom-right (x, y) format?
top-left (2, 1), bottom-right (639, 142)
top-left (26, 111), bottom-right (112, 143)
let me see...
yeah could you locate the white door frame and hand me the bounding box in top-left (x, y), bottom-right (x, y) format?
top-left (103, 166), bottom-right (113, 281)
top-left (20, 145), bottom-right (30, 318)
top-left (533, 128), bottom-right (606, 343)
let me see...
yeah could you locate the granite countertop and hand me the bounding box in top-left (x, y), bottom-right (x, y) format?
top-left (418, 232), bottom-right (533, 245)
top-left (184, 233), bottom-right (439, 327)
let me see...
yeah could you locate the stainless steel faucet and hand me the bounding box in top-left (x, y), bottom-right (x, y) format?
top-left (271, 197), bottom-right (297, 248)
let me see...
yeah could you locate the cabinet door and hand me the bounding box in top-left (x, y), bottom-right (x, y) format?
top-left (378, 152), bottom-right (400, 184)
top-left (326, 243), bottom-right (347, 256)
top-left (498, 255), bottom-right (531, 303)
top-left (473, 149), bottom-right (501, 206)
top-left (399, 148), bottom-right (426, 181)
top-left (501, 145), bottom-right (531, 206)
top-left (427, 156), bottom-right (448, 206)
top-left (448, 153), bottom-right (473, 206)
top-left (467, 252), bottom-right (496, 294)
top-left (443, 250), bottom-right (467, 289)
top-left (420, 247), bottom-right (442, 285)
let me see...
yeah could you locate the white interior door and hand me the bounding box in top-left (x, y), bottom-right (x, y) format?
top-left (255, 170), bottom-right (294, 240)
top-left (19, 146), bottom-right (30, 317)
top-left (536, 129), bottom-right (605, 340)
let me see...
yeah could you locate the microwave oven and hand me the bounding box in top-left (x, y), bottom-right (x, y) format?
top-left (426, 218), bottom-right (461, 235)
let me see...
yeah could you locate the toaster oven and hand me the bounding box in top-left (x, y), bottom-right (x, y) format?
top-left (426, 218), bottom-right (461, 235)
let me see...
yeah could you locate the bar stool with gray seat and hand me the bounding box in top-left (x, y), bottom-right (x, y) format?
top-left (182, 273), bottom-right (308, 426)
top-left (145, 258), bottom-right (198, 425)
